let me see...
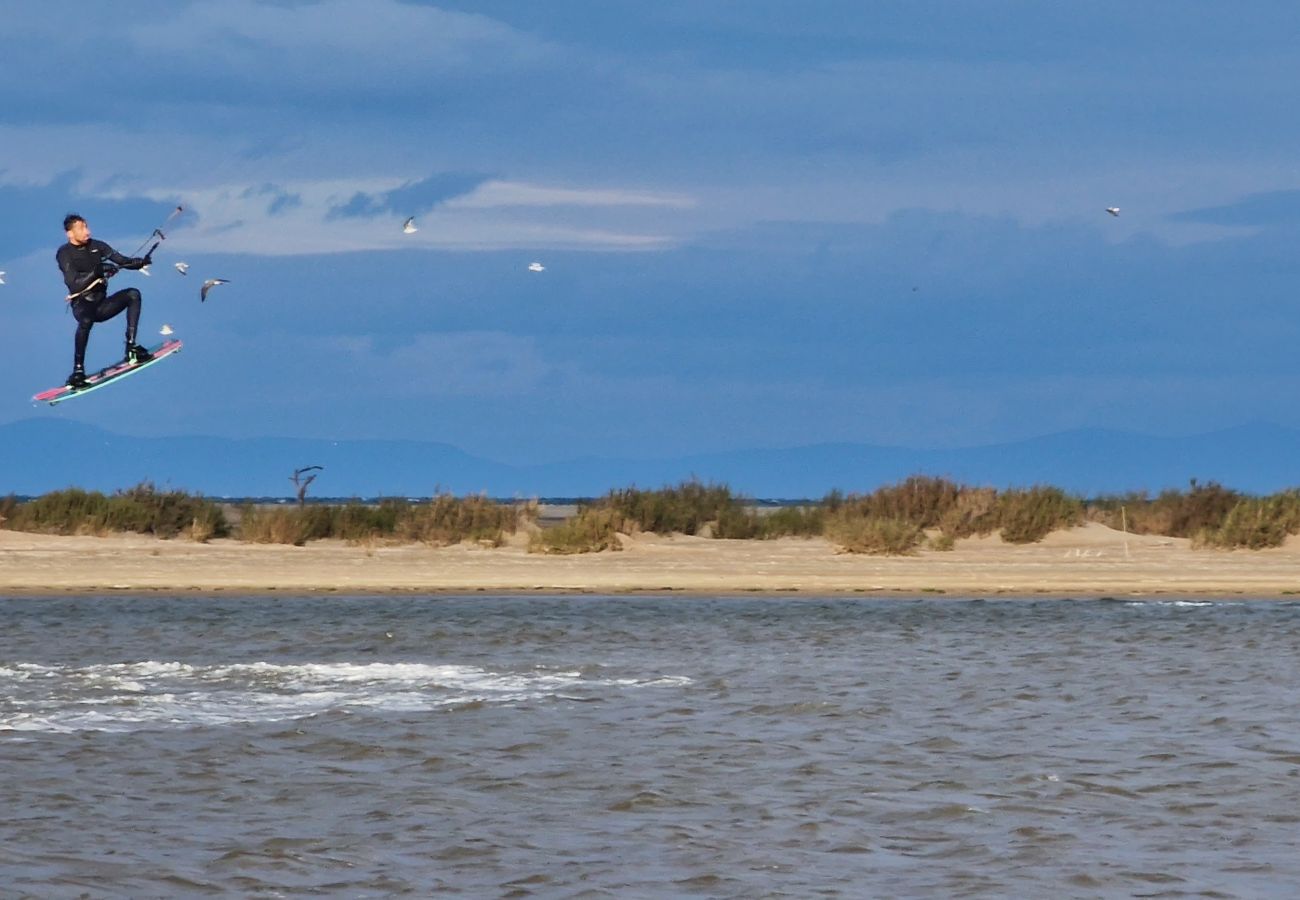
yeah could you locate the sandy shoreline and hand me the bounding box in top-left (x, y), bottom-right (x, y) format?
top-left (2, 522), bottom-right (1299, 597)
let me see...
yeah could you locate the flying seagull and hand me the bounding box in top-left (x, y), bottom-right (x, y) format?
top-left (200, 278), bottom-right (230, 302)
top-left (159, 323), bottom-right (174, 336)
top-left (402, 217), bottom-right (418, 234)
top-left (0, 271), bottom-right (5, 285)
top-left (174, 262), bottom-right (189, 275)
top-left (528, 261), bottom-right (545, 272)
top-left (1105, 207), bottom-right (1120, 217)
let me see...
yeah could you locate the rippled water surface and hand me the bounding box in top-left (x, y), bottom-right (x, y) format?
top-left (3, 595), bottom-right (1300, 897)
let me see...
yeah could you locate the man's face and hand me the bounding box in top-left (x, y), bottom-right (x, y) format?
top-left (66, 219), bottom-right (91, 245)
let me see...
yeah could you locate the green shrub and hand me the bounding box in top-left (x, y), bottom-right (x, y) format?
top-left (825, 512), bottom-right (925, 555)
top-left (330, 499), bottom-right (405, 540)
top-left (937, 487), bottom-right (999, 539)
top-left (531, 506), bottom-right (625, 554)
top-left (998, 486), bottom-right (1084, 544)
top-left (1091, 481), bottom-right (1243, 537)
top-left (238, 495), bottom-right (523, 546)
top-left (396, 493), bottom-right (522, 546)
top-left (237, 505), bottom-right (317, 546)
top-left (853, 475), bottom-right (965, 527)
top-left (928, 531), bottom-right (956, 551)
top-left (1199, 492), bottom-right (1300, 549)
top-left (0, 483), bottom-right (228, 540)
top-left (530, 480), bottom-right (767, 552)
top-left (530, 482), bottom-right (824, 553)
top-left (605, 480), bottom-right (749, 535)
top-left (755, 505), bottom-right (825, 538)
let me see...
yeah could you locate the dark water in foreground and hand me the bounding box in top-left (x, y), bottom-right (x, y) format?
top-left (2, 595), bottom-right (1300, 898)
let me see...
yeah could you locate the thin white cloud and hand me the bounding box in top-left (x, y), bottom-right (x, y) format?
top-left (139, 176), bottom-right (678, 254)
top-left (446, 180), bottom-right (697, 210)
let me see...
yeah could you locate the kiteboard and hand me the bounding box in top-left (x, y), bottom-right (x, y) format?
top-left (33, 338), bottom-right (183, 406)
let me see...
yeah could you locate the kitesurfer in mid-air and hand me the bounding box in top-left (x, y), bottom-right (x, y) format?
top-left (56, 213), bottom-right (154, 388)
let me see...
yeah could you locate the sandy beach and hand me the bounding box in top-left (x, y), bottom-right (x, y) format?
top-left (2, 522), bottom-right (1299, 596)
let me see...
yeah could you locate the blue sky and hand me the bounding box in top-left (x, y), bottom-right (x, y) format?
top-left (5, 1), bottom-right (1300, 467)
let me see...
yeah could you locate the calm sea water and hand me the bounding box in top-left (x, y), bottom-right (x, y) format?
top-left (3, 595), bottom-right (1300, 898)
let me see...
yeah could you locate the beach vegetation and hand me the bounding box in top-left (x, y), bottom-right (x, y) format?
top-left (529, 481), bottom-right (828, 554)
top-left (756, 504), bottom-right (826, 538)
top-left (825, 512), bottom-right (925, 555)
top-left (605, 480), bottom-right (757, 537)
top-left (530, 506), bottom-right (625, 554)
top-left (1088, 480), bottom-right (1242, 537)
top-left (0, 483), bottom-right (228, 541)
top-left (997, 486), bottom-right (1085, 544)
top-left (824, 478), bottom-right (996, 553)
top-left (237, 494), bottom-right (524, 547)
top-left (396, 493), bottom-right (525, 547)
top-left (937, 487), bottom-right (1000, 539)
top-left (1197, 491), bottom-right (1300, 550)
top-left (8, 476), bottom-right (1300, 554)
top-left (837, 475), bottom-right (965, 527)
top-left (235, 504), bottom-right (320, 546)
top-left (928, 531), bottom-right (956, 551)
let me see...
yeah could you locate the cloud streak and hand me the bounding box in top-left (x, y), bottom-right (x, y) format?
top-left (445, 180), bottom-right (697, 210)
top-left (137, 174), bottom-right (682, 254)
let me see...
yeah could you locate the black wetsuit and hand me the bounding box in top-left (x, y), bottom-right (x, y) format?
top-left (55, 239), bottom-right (148, 370)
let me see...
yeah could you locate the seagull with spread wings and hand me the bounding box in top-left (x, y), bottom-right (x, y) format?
top-left (200, 278), bottom-right (229, 302)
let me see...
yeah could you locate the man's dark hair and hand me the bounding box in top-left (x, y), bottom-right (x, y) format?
top-left (63, 213), bottom-right (85, 232)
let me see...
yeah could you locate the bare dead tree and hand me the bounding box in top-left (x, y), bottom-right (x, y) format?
top-left (290, 466), bottom-right (324, 507)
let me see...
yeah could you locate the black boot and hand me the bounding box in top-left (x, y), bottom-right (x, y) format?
top-left (66, 367), bottom-right (89, 389)
top-left (124, 340), bottom-right (153, 365)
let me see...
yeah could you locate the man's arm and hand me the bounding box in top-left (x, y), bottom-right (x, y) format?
top-left (100, 240), bottom-right (150, 270)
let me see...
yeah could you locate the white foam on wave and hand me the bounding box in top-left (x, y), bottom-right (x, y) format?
top-left (1123, 599), bottom-right (1222, 608)
top-left (0, 660), bottom-right (691, 734)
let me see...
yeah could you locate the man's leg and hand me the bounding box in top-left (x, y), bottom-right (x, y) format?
top-left (67, 300), bottom-right (94, 386)
top-left (96, 288), bottom-right (150, 362)
top-left (73, 318), bottom-right (92, 371)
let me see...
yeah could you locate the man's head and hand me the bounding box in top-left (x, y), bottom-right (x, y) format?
top-left (63, 214), bottom-right (90, 245)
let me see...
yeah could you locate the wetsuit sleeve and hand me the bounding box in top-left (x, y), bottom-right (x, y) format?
top-left (56, 245), bottom-right (98, 294)
top-left (101, 242), bottom-right (148, 270)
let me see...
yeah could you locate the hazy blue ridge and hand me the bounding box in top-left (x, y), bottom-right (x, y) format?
top-left (3, 418), bottom-right (1298, 499)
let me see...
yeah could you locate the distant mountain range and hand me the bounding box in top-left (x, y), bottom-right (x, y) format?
top-left (2, 418), bottom-right (1298, 499)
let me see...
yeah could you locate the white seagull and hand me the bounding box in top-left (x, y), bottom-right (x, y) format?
top-left (528, 261), bottom-right (545, 272)
top-left (174, 262), bottom-right (189, 275)
top-left (160, 323), bottom-right (174, 336)
top-left (1105, 207), bottom-right (1121, 217)
top-left (402, 217), bottom-right (418, 234)
top-left (200, 278), bottom-right (230, 302)
top-left (0, 271), bottom-right (6, 285)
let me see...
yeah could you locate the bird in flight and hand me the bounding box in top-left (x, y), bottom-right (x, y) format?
top-left (1105, 207), bottom-right (1121, 217)
top-left (160, 323), bottom-right (174, 336)
top-left (175, 262), bottom-right (189, 275)
top-left (403, 217), bottom-right (418, 234)
top-left (528, 261), bottom-right (545, 272)
top-left (201, 278), bottom-right (230, 302)
top-left (0, 271), bottom-right (5, 285)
